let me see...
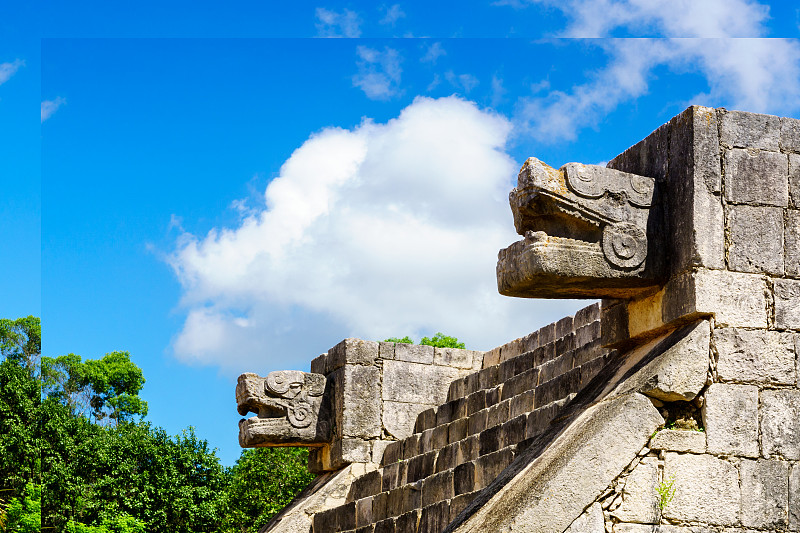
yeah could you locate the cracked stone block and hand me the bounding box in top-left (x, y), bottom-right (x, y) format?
top-left (662, 452), bottom-right (740, 525)
top-left (714, 328), bottom-right (796, 385)
top-left (775, 279), bottom-right (800, 330)
top-left (761, 389), bottom-right (800, 459)
top-left (565, 502), bottom-right (604, 533)
top-left (791, 154), bottom-right (800, 207)
top-left (339, 365), bottom-right (382, 439)
top-left (782, 116), bottom-right (800, 151)
top-left (693, 269), bottom-right (768, 328)
top-left (648, 429), bottom-right (705, 453)
top-left (740, 458), bottom-right (789, 529)
top-left (723, 149), bottom-right (788, 207)
top-left (382, 401), bottom-right (434, 440)
top-left (382, 360), bottom-right (462, 405)
top-left (787, 210), bottom-right (800, 277)
top-left (790, 463), bottom-right (799, 531)
top-left (728, 205), bottom-right (784, 275)
top-left (703, 383), bottom-right (759, 457)
top-left (394, 343), bottom-right (434, 364)
top-left (720, 109), bottom-right (781, 150)
top-left (612, 456), bottom-right (660, 524)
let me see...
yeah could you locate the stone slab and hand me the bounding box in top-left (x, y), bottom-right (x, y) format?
top-left (662, 452), bottom-right (740, 525)
top-left (382, 401), bottom-right (435, 440)
top-left (648, 429), bottom-right (705, 453)
top-left (740, 458), bottom-right (789, 529)
top-left (782, 116), bottom-right (800, 152)
top-left (775, 279), bottom-right (800, 330)
top-left (714, 328), bottom-right (796, 385)
top-left (760, 389), bottom-right (800, 459)
top-left (790, 463), bottom-right (799, 531)
top-left (612, 456), bottom-right (660, 524)
top-left (723, 148), bottom-right (788, 207)
top-left (703, 383), bottom-right (759, 457)
top-left (786, 209), bottom-right (800, 277)
top-left (727, 205), bottom-right (784, 275)
top-left (565, 502), bottom-right (604, 533)
top-left (693, 269), bottom-right (768, 328)
top-left (791, 153), bottom-right (800, 207)
top-left (719, 109), bottom-right (781, 151)
top-left (382, 359), bottom-right (463, 405)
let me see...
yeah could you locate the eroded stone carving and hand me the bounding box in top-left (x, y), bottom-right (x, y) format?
top-left (237, 370), bottom-right (331, 447)
top-left (497, 158), bottom-right (663, 299)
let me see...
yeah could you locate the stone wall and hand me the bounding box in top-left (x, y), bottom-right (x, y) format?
top-left (306, 302), bottom-right (606, 532)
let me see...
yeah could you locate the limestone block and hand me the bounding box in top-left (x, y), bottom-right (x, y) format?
top-left (786, 209), bottom-right (800, 277)
top-left (340, 365), bottom-right (382, 439)
top-left (612, 456), bottom-right (660, 524)
top-left (371, 440), bottom-right (392, 465)
top-left (693, 269), bottom-right (768, 328)
top-left (636, 319), bottom-right (710, 402)
top-left (565, 502), bottom-right (604, 533)
top-left (775, 279), bottom-right (800, 330)
top-left (703, 383), bottom-right (759, 457)
top-left (791, 154), bottom-right (800, 207)
top-left (327, 338), bottom-right (380, 372)
top-left (714, 328), bottom-right (796, 385)
top-left (727, 205), bottom-right (784, 275)
top-left (720, 109), bottom-right (782, 150)
top-left (740, 458), bottom-right (789, 528)
top-left (648, 429), bottom-right (706, 453)
top-left (434, 348), bottom-right (482, 369)
top-left (614, 526), bottom-right (715, 533)
top-left (394, 343), bottom-right (434, 364)
top-left (378, 342), bottom-right (395, 360)
top-left (723, 149), bottom-right (788, 207)
top-left (381, 359), bottom-right (462, 405)
top-left (662, 452), bottom-right (740, 525)
top-left (782, 116), bottom-right (800, 152)
top-left (790, 463), bottom-right (799, 531)
top-left (760, 389), bottom-right (800, 459)
top-left (382, 401), bottom-right (434, 440)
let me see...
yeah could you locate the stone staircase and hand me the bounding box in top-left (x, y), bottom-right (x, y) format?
top-left (311, 303), bottom-right (609, 532)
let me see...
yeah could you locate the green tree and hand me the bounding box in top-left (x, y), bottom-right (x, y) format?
top-left (383, 336), bottom-right (413, 344)
top-left (217, 448), bottom-right (315, 533)
top-left (420, 332), bottom-right (465, 349)
top-left (2, 482), bottom-right (41, 533)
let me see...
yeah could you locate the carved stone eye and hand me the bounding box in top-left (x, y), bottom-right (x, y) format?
top-left (602, 222), bottom-right (647, 269)
top-left (287, 402), bottom-right (314, 428)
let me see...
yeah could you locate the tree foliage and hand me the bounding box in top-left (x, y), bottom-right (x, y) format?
top-left (0, 316), bottom-right (314, 533)
top-left (384, 332), bottom-right (466, 349)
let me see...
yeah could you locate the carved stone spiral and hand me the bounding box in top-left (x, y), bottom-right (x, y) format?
top-left (266, 370), bottom-right (305, 397)
top-left (602, 222), bottom-right (647, 269)
top-left (287, 401), bottom-right (314, 428)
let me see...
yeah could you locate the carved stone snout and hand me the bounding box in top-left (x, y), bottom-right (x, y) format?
top-left (237, 370), bottom-right (331, 447)
top-left (497, 158), bottom-right (662, 299)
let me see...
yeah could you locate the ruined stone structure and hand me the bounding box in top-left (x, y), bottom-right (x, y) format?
top-left (237, 106), bottom-right (800, 533)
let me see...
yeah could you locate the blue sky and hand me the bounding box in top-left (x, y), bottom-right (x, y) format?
top-left (2, 0), bottom-right (799, 466)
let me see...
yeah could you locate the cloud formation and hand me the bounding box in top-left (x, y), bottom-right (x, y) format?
top-left (379, 4), bottom-right (406, 26)
top-left (168, 97), bottom-right (581, 372)
top-left (0, 59), bottom-right (24, 86)
top-left (514, 0), bottom-right (800, 142)
top-left (315, 7), bottom-right (362, 37)
top-left (41, 97), bottom-right (66, 123)
top-left (353, 46), bottom-right (403, 100)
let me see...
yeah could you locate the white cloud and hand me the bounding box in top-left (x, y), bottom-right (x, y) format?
top-left (41, 97), bottom-right (66, 123)
top-left (168, 96), bottom-right (583, 373)
top-left (445, 71), bottom-right (480, 94)
top-left (315, 7), bottom-right (362, 38)
top-left (421, 42), bottom-right (446, 64)
top-left (353, 46), bottom-right (403, 100)
top-left (379, 4), bottom-right (406, 26)
top-left (0, 59), bottom-right (24, 86)
top-left (491, 75), bottom-right (507, 106)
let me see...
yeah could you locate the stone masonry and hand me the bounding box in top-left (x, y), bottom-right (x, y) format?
top-left (239, 106), bottom-right (800, 533)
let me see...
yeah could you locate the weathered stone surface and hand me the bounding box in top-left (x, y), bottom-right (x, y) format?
top-left (693, 269), bottom-right (768, 328)
top-left (341, 365), bottom-right (382, 439)
top-left (382, 360), bottom-right (462, 405)
top-left (786, 210), bottom-right (800, 277)
top-left (782, 116), bottom-right (800, 152)
top-left (740, 458), bottom-right (789, 529)
top-left (565, 502), bottom-right (604, 533)
top-left (649, 429), bottom-right (705, 453)
top-left (724, 149), bottom-right (788, 207)
top-left (720, 109), bottom-right (782, 150)
top-left (614, 525), bottom-right (716, 533)
top-left (760, 389), bottom-right (800, 459)
top-left (635, 320), bottom-right (710, 402)
top-left (727, 205), bottom-right (784, 275)
top-left (703, 383), bottom-right (759, 457)
top-left (790, 463), bottom-right (800, 531)
top-left (450, 393), bottom-right (662, 533)
top-left (236, 370), bottom-right (330, 447)
top-left (394, 343), bottom-right (434, 364)
top-left (775, 279), bottom-right (800, 330)
top-left (791, 154), bottom-right (800, 207)
top-left (714, 328), bottom-right (796, 384)
top-left (662, 452), bottom-right (740, 525)
top-left (434, 348), bottom-right (482, 369)
top-left (383, 401), bottom-right (434, 440)
top-left (612, 456), bottom-right (659, 524)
